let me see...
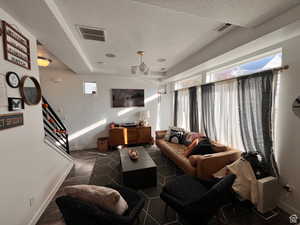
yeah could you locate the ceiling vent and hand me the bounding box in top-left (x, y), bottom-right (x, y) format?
top-left (78, 25), bottom-right (106, 42)
top-left (216, 23), bottom-right (232, 32)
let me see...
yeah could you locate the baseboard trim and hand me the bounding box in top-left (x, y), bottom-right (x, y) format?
top-left (27, 162), bottom-right (73, 225)
top-left (278, 199), bottom-right (300, 215)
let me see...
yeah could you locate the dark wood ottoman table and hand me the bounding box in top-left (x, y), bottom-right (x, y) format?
top-left (120, 148), bottom-right (157, 189)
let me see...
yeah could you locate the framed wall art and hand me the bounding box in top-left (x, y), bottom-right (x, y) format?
top-left (0, 113), bottom-right (24, 131)
top-left (2, 20), bottom-right (31, 70)
top-left (8, 97), bottom-right (24, 111)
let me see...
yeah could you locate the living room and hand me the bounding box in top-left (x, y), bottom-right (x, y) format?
top-left (1, 1), bottom-right (300, 225)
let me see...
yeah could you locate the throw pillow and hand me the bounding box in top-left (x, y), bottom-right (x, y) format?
top-left (187, 138), bottom-right (214, 157)
top-left (64, 185), bottom-right (128, 215)
top-left (164, 126), bottom-right (185, 141)
top-left (169, 130), bottom-right (184, 144)
top-left (183, 132), bottom-right (205, 146)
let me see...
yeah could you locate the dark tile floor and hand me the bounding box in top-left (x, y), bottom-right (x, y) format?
top-left (37, 146), bottom-right (292, 225)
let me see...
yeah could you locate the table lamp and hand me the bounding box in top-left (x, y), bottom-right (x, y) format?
top-left (139, 110), bottom-right (150, 126)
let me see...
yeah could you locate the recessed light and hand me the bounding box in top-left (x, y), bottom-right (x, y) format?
top-left (105, 53), bottom-right (116, 58)
top-left (157, 58), bottom-right (166, 62)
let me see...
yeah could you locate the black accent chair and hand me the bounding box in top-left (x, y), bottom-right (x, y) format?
top-left (160, 174), bottom-right (236, 225)
top-left (56, 184), bottom-right (145, 225)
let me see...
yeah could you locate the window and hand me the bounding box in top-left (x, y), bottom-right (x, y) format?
top-left (84, 82), bottom-right (97, 95)
top-left (205, 51), bottom-right (282, 83)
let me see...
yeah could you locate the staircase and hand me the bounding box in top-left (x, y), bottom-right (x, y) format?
top-left (42, 97), bottom-right (70, 154)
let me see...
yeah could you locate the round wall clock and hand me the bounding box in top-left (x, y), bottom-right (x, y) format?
top-left (6, 72), bottom-right (20, 88)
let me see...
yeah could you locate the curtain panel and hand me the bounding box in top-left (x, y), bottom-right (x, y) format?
top-left (214, 80), bottom-right (244, 150)
top-left (201, 84), bottom-right (217, 140)
top-left (237, 70), bottom-right (274, 167)
top-left (173, 91), bottom-right (178, 126)
top-left (177, 89), bottom-right (190, 131)
top-left (189, 86), bottom-right (199, 132)
top-left (197, 86), bottom-right (202, 133)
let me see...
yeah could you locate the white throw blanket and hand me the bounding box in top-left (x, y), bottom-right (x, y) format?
top-left (214, 158), bottom-right (258, 205)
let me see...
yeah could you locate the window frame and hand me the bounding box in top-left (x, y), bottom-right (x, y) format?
top-left (83, 81), bottom-right (98, 95)
top-left (205, 48), bottom-right (282, 84)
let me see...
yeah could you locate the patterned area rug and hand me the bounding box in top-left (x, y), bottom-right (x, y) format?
top-left (85, 146), bottom-right (290, 225)
top-left (89, 145), bottom-right (185, 225)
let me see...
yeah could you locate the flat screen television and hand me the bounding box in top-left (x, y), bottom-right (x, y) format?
top-left (112, 89), bottom-right (144, 107)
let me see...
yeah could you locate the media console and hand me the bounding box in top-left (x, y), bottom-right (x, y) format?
top-left (109, 126), bottom-right (152, 147)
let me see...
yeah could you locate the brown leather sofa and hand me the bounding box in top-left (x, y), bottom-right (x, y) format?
top-left (155, 130), bottom-right (241, 179)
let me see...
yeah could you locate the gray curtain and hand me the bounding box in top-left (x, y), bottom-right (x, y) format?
top-left (189, 86), bottom-right (199, 132)
top-left (201, 84), bottom-right (217, 140)
top-left (238, 70), bottom-right (274, 167)
top-left (174, 91), bottom-right (178, 126)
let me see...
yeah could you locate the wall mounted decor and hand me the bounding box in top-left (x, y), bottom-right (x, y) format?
top-left (0, 113), bottom-right (23, 130)
top-left (8, 97), bottom-right (24, 111)
top-left (112, 89), bottom-right (144, 107)
top-left (20, 76), bottom-right (42, 105)
top-left (292, 96), bottom-right (300, 118)
top-left (0, 76), bottom-right (7, 111)
top-left (2, 21), bottom-right (31, 70)
top-left (6, 71), bottom-right (20, 88)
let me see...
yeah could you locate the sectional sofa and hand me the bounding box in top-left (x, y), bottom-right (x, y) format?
top-left (155, 130), bottom-right (241, 179)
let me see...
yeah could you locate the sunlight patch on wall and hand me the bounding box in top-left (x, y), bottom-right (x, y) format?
top-left (118, 107), bottom-right (135, 116)
top-left (117, 93), bottom-right (159, 117)
top-left (145, 93), bottom-right (159, 103)
top-left (69, 119), bottom-right (107, 141)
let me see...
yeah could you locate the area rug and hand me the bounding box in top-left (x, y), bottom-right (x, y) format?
top-left (89, 145), bottom-right (185, 225)
top-left (88, 145), bottom-right (289, 225)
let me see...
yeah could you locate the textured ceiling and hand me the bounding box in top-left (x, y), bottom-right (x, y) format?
top-left (1, 0), bottom-right (299, 78)
top-left (53, 0), bottom-right (229, 76)
top-left (131, 0), bottom-right (300, 27)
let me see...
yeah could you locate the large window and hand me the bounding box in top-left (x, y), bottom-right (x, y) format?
top-left (174, 50), bottom-right (282, 153)
top-left (205, 51), bottom-right (282, 83)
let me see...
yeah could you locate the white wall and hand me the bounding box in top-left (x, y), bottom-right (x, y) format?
top-left (40, 69), bottom-right (172, 150)
top-left (275, 35), bottom-right (300, 214)
top-left (0, 8), bottom-right (73, 225)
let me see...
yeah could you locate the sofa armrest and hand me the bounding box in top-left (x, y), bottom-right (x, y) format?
top-left (155, 130), bottom-right (167, 139)
top-left (190, 150), bottom-right (241, 179)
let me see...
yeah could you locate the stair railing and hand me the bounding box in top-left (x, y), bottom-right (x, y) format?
top-left (42, 97), bottom-right (70, 154)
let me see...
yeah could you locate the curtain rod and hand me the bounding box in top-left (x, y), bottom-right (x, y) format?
top-left (201, 65), bottom-right (289, 86)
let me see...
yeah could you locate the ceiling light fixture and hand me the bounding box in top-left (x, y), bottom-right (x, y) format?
top-left (105, 53), bottom-right (116, 58)
top-left (37, 56), bottom-right (52, 67)
top-left (131, 51), bottom-right (150, 75)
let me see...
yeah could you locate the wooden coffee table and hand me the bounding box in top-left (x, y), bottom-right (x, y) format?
top-left (120, 148), bottom-right (157, 189)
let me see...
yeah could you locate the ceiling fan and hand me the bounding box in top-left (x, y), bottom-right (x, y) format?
top-left (131, 51), bottom-right (150, 75)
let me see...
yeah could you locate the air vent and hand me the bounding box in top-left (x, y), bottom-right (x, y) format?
top-left (78, 25), bottom-right (106, 42)
top-left (216, 23), bottom-right (232, 32)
